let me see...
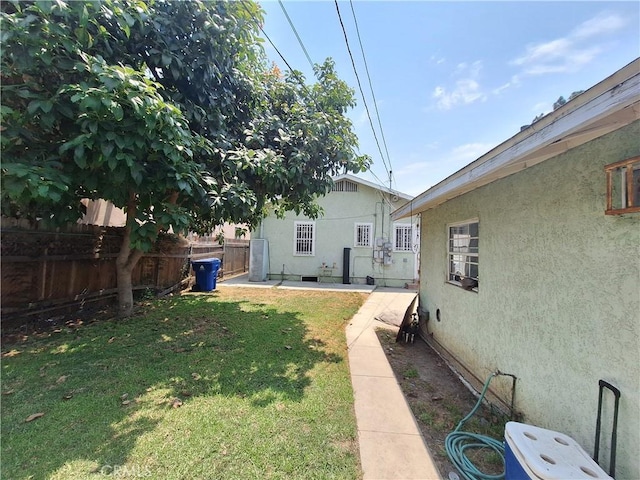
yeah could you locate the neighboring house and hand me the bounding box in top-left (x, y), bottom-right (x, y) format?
top-left (79, 199), bottom-right (126, 227)
top-left (250, 174), bottom-right (419, 287)
top-left (187, 223), bottom-right (250, 244)
top-left (80, 200), bottom-right (250, 241)
top-left (392, 59), bottom-right (639, 479)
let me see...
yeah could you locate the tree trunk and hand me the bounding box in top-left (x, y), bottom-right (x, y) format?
top-left (115, 190), bottom-right (178, 317)
top-left (116, 257), bottom-right (135, 316)
top-left (115, 193), bottom-right (144, 317)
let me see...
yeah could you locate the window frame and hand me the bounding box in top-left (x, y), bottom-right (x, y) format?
top-left (605, 156), bottom-right (640, 215)
top-left (447, 219), bottom-right (479, 290)
top-left (354, 222), bottom-right (373, 248)
top-left (293, 221), bottom-right (315, 256)
top-left (393, 223), bottom-right (413, 252)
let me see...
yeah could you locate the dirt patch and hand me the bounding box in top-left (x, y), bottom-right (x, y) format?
top-left (376, 328), bottom-right (508, 479)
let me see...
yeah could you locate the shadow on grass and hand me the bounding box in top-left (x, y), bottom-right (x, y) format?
top-left (1, 293), bottom-right (341, 478)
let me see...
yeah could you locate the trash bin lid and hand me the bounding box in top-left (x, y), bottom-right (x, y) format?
top-left (191, 258), bottom-right (221, 266)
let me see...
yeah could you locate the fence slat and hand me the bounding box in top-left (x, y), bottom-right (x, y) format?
top-left (2, 228), bottom-right (250, 319)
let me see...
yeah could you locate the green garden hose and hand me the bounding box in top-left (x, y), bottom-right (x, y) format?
top-left (445, 372), bottom-right (505, 480)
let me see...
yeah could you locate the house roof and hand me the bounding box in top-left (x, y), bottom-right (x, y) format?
top-left (392, 58), bottom-right (640, 220)
top-left (333, 173), bottom-right (413, 201)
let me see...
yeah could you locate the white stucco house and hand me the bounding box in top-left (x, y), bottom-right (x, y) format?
top-left (250, 174), bottom-right (419, 287)
top-left (392, 59), bottom-right (639, 479)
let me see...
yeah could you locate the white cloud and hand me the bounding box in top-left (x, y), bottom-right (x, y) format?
top-left (531, 101), bottom-right (551, 115)
top-left (492, 82), bottom-right (512, 95)
top-left (572, 12), bottom-right (627, 39)
top-left (493, 73), bottom-right (524, 95)
top-left (510, 12), bottom-right (627, 77)
top-left (432, 61), bottom-right (487, 110)
top-left (454, 62), bottom-right (468, 75)
top-left (454, 61), bottom-right (482, 78)
top-left (433, 79), bottom-right (485, 110)
top-left (353, 108), bottom-right (368, 127)
top-left (512, 38), bottom-right (572, 67)
top-left (394, 142), bottom-right (495, 195)
top-left (449, 143), bottom-right (493, 164)
top-left (513, 43), bottom-right (602, 75)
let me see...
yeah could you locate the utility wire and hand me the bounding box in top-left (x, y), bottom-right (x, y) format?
top-left (367, 166), bottom-right (399, 196)
top-left (333, 0), bottom-right (392, 181)
top-left (239, 0), bottom-right (316, 105)
top-left (349, 0), bottom-right (394, 188)
top-left (241, 1), bottom-right (394, 196)
top-left (243, 5), bottom-right (296, 78)
top-left (278, 0), bottom-right (315, 71)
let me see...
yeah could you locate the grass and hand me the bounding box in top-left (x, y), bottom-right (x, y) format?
top-left (1, 288), bottom-right (366, 480)
top-left (402, 366), bottom-right (419, 379)
top-left (413, 401), bottom-right (450, 433)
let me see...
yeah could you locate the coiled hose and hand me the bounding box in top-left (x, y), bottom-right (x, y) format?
top-left (445, 372), bottom-right (505, 480)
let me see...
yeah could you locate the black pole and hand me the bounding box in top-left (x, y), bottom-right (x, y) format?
top-left (594, 379), bottom-right (620, 477)
top-left (343, 247), bottom-right (351, 284)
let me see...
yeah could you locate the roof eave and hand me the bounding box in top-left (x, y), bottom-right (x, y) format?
top-left (392, 58), bottom-right (640, 220)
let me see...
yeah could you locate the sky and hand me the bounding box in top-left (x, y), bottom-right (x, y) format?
top-left (258, 1), bottom-right (640, 196)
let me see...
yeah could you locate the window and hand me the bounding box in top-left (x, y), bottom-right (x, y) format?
top-left (448, 220), bottom-right (478, 289)
top-left (354, 223), bottom-right (373, 247)
top-left (605, 156), bottom-right (640, 215)
top-left (394, 224), bottom-right (413, 252)
top-left (294, 221), bottom-right (315, 256)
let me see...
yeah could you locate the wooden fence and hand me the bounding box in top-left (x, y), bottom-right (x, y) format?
top-left (1, 222), bottom-right (249, 322)
top-left (186, 240), bottom-right (250, 279)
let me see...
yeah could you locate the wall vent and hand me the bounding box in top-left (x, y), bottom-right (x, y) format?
top-left (332, 180), bottom-right (358, 192)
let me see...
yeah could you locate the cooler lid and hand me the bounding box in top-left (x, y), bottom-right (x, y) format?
top-left (504, 422), bottom-right (612, 480)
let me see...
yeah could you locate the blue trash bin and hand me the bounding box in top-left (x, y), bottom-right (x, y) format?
top-left (191, 258), bottom-right (221, 292)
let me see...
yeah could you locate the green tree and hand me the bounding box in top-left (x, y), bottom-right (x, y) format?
top-left (226, 59), bottom-right (368, 223)
top-left (1, 0), bottom-right (368, 316)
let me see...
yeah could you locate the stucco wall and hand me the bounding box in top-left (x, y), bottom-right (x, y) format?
top-left (255, 183), bottom-right (418, 287)
top-left (419, 121), bottom-right (640, 479)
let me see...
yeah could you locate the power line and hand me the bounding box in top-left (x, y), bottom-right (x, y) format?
top-left (333, 0), bottom-right (392, 181)
top-left (239, 0), bottom-right (315, 104)
top-left (349, 0), bottom-right (394, 188)
top-left (241, 1), bottom-right (393, 195)
top-left (278, 0), bottom-right (315, 71)
top-left (242, 3), bottom-right (296, 76)
top-left (367, 165), bottom-right (399, 195)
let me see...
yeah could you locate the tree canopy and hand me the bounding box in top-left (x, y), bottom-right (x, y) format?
top-left (1, 0), bottom-right (369, 315)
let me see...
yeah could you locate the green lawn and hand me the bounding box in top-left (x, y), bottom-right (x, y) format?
top-left (1, 288), bottom-right (366, 479)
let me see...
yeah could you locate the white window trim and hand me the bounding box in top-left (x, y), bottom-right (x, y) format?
top-left (294, 221), bottom-right (315, 256)
top-left (393, 223), bottom-right (413, 252)
top-left (354, 222), bottom-right (373, 248)
top-left (446, 218), bottom-right (479, 290)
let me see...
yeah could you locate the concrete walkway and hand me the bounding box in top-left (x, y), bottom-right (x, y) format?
top-left (218, 274), bottom-right (377, 293)
top-left (218, 276), bottom-right (441, 479)
top-left (346, 289), bottom-right (441, 480)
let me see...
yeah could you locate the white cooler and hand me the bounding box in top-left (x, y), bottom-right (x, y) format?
top-left (504, 422), bottom-right (612, 480)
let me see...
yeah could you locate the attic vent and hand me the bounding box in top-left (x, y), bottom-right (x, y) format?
top-left (332, 180), bottom-right (358, 192)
